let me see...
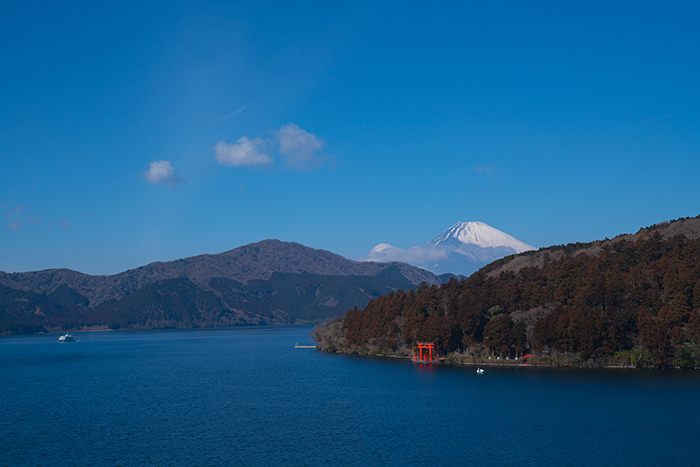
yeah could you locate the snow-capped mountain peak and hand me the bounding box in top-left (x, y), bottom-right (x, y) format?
top-left (367, 221), bottom-right (535, 277)
top-left (428, 221), bottom-right (534, 253)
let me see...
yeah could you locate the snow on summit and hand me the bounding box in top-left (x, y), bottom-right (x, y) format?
top-left (368, 221), bottom-right (535, 277)
top-left (430, 222), bottom-right (535, 253)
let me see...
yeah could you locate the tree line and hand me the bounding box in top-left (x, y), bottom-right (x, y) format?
top-left (340, 231), bottom-right (700, 368)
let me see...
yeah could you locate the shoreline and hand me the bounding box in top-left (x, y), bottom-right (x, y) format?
top-left (1, 323), bottom-right (319, 339)
top-left (319, 349), bottom-right (695, 370)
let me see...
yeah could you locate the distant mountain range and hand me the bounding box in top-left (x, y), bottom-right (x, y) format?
top-left (368, 221), bottom-right (535, 276)
top-left (0, 239), bottom-right (440, 335)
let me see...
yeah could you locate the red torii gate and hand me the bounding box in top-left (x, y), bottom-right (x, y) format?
top-left (414, 342), bottom-right (435, 363)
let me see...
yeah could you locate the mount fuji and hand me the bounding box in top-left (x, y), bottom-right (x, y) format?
top-left (368, 222), bottom-right (535, 277)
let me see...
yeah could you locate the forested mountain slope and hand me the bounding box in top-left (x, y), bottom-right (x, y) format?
top-left (0, 240), bottom-right (439, 334)
top-left (0, 239), bottom-right (437, 306)
top-left (315, 216), bottom-right (700, 368)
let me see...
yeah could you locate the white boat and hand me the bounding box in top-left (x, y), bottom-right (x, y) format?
top-left (476, 368), bottom-right (484, 374)
top-left (58, 333), bottom-right (75, 342)
top-left (294, 343), bottom-right (317, 349)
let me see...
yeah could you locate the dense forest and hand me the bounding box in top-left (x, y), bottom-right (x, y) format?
top-left (315, 217), bottom-right (700, 368)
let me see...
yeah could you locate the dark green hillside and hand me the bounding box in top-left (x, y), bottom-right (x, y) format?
top-left (265, 272), bottom-right (415, 322)
top-left (89, 272), bottom-right (415, 331)
top-left (0, 284), bottom-right (93, 334)
top-left (0, 267), bottom-right (422, 334)
top-left (95, 278), bottom-right (231, 330)
top-left (47, 284), bottom-right (90, 309)
top-left (317, 217), bottom-right (700, 368)
top-left (210, 271), bottom-right (416, 324)
top-left (373, 264), bottom-right (410, 282)
top-left (0, 239), bottom-right (438, 334)
top-left (0, 284), bottom-right (58, 334)
top-left (438, 273), bottom-right (468, 283)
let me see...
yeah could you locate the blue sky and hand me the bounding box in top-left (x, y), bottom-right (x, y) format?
top-left (1, 1), bottom-right (699, 275)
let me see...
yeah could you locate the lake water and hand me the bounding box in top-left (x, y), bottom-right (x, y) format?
top-left (2, 326), bottom-right (699, 466)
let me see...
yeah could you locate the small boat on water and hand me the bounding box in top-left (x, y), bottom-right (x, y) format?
top-left (58, 333), bottom-right (75, 342)
top-left (294, 343), bottom-right (317, 349)
top-left (476, 368), bottom-right (484, 374)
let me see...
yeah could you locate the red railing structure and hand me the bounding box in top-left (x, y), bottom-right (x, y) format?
top-left (414, 342), bottom-right (435, 363)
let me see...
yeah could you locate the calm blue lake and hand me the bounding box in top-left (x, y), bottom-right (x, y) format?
top-left (2, 326), bottom-right (699, 466)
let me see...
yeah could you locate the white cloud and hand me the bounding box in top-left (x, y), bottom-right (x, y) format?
top-left (367, 243), bottom-right (449, 264)
top-left (214, 137), bottom-right (272, 167)
top-left (142, 160), bottom-right (184, 187)
top-left (214, 123), bottom-right (329, 171)
top-left (276, 123), bottom-right (325, 170)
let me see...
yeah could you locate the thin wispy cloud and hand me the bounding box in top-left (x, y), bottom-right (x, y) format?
top-left (3, 202), bottom-right (43, 230)
top-left (214, 137), bottom-right (272, 167)
top-left (214, 123), bottom-right (330, 171)
top-left (4, 202), bottom-right (27, 230)
top-left (142, 160), bottom-right (185, 188)
top-left (218, 105), bottom-right (248, 121)
top-left (475, 162), bottom-right (497, 180)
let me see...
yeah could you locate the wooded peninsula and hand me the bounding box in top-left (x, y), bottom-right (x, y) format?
top-left (314, 216), bottom-right (700, 369)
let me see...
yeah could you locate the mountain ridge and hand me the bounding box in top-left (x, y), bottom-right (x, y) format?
top-left (0, 239), bottom-right (438, 307)
top-left (481, 216), bottom-right (700, 278)
top-left (0, 239), bottom-right (439, 334)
